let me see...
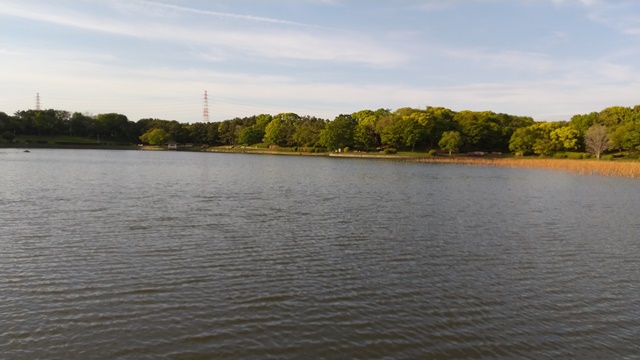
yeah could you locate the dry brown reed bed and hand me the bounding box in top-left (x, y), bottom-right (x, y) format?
top-left (411, 157), bottom-right (640, 178)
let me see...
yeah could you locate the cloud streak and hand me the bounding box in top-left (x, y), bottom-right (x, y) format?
top-left (0, 0), bottom-right (406, 67)
top-left (1, 0), bottom-right (640, 123)
top-left (130, 0), bottom-right (316, 27)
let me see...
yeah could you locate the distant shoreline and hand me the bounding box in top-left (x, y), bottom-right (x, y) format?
top-left (5, 144), bottom-right (640, 179)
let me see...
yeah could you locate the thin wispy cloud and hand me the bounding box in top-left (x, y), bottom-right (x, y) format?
top-left (131, 0), bottom-right (316, 27)
top-left (1, 0), bottom-right (639, 122)
top-left (0, 1), bottom-right (405, 67)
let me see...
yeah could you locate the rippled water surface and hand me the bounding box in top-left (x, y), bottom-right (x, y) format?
top-left (2, 149), bottom-right (640, 359)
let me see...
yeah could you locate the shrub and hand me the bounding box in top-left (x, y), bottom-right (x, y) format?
top-left (384, 148), bottom-right (397, 154)
top-left (566, 152), bottom-right (584, 159)
top-left (602, 154), bottom-right (614, 160)
top-left (343, 146), bottom-right (350, 153)
top-left (428, 149), bottom-right (437, 156)
top-left (553, 152), bottom-right (567, 159)
top-left (1, 131), bottom-right (14, 143)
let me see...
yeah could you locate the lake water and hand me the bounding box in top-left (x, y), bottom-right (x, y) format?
top-left (1, 149), bottom-right (640, 359)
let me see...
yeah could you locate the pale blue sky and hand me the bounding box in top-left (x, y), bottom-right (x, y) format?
top-left (1, 0), bottom-right (639, 122)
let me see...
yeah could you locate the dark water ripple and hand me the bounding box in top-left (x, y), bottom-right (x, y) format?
top-left (2, 149), bottom-right (640, 359)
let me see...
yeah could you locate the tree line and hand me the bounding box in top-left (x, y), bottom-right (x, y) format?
top-left (1, 105), bottom-right (639, 156)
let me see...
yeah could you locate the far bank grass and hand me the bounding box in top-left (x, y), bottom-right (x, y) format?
top-left (411, 156), bottom-right (640, 178)
top-left (1, 135), bottom-right (135, 149)
top-left (209, 146), bottom-right (640, 178)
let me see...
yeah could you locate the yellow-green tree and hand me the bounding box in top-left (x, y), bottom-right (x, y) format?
top-left (439, 131), bottom-right (462, 155)
top-left (140, 128), bottom-right (171, 145)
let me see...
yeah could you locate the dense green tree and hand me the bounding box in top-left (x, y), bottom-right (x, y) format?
top-left (218, 120), bottom-right (239, 145)
top-left (509, 126), bottom-right (539, 156)
top-left (530, 122), bottom-right (565, 155)
top-left (533, 138), bottom-right (555, 156)
top-left (453, 111), bottom-right (503, 151)
top-left (395, 108), bottom-right (433, 151)
top-left (164, 120), bottom-right (189, 143)
top-left (70, 112), bottom-right (95, 137)
top-left (610, 123), bottom-right (640, 152)
top-left (352, 109), bottom-right (381, 128)
top-left (95, 113), bottom-right (129, 139)
top-left (13, 110), bottom-right (37, 135)
top-left (425, 107), bottom-right (456, 149)
top-left (550, 126), bottom-right (579, 151)
top-left (376, 108), bottom-right (433, 151)
top-left (238, 125), bottom-right (265, 145)
top-left (378, 115), bottom-right (405, 149)
top-left (292, 116), bottom-right (325, 147)
top-left (187, 122), bottom-right (208, 144)
top-left (495, 113), bottom-right (535, 149)
top-left (400, 116), bottom-right (428, 151)
top-left (439, 131), bottom-right (462, 155)
top-left (570, 112), bottom-right (599, 136)
top-left (354, 123), bottom-right (380, 150)
top-left (508, 121), bottom-right (571, 156)
top-left (319, 114), bottom-right (356, 150)
top-left (0, 112), bottom-right (13, 134)
top-left (598, 106), bottom-right (634, 128)
top-left (140, 128), bottom-right (172, 145)
top-left (263, 113), bottom-right (298, 147)
top-left (352, 109), bottom-right (388, 150)
top-left (254, 114), bottom-right (273, 129)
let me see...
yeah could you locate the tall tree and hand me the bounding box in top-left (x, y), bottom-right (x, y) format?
top-left (610, 123), bottom-right (640, 152)
top-left (238, 125), bottom-right (265, 145)
top-left (550, 126), bottom-right (579, 151)
top-left (318, 114), bottom-right (356, 150)
top-left (263, 113), bottom-right (298, 147)
top-left (439, 131), bottom-right (462, 155)
top-left (509, 126), bottom-right (539, 156)
top-left (95, 113), bottom-right (129, 139)
top-left (584, 124), bottom-right (610, 159)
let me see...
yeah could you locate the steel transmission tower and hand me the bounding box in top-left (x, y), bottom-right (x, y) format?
top-left (35, 93), bottom-right (41, 111)
top-left (203, 90), bottom-right (210, 122)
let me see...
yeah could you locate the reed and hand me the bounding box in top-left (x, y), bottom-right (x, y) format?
top-left (411, 157), bottom-right (640, 178)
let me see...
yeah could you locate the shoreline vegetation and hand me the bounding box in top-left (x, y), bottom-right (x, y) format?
top-left (4, 104), bottom-right (640, 178)
top-left (5, 141), bottom-right (640, 178)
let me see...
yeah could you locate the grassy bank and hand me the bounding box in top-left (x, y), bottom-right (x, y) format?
top-left (327, 151), bottom-right (640, 178)
top-left (410, 157), bottom-right (640, 178)
top-left (194, 147), bottom-right (640, 178)
top-left (5, 136), bottom-right (640, 178)
top-left (0, 135), bottom-right (135, 150)
top-left (204, 146), bottom-right (329, 156)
